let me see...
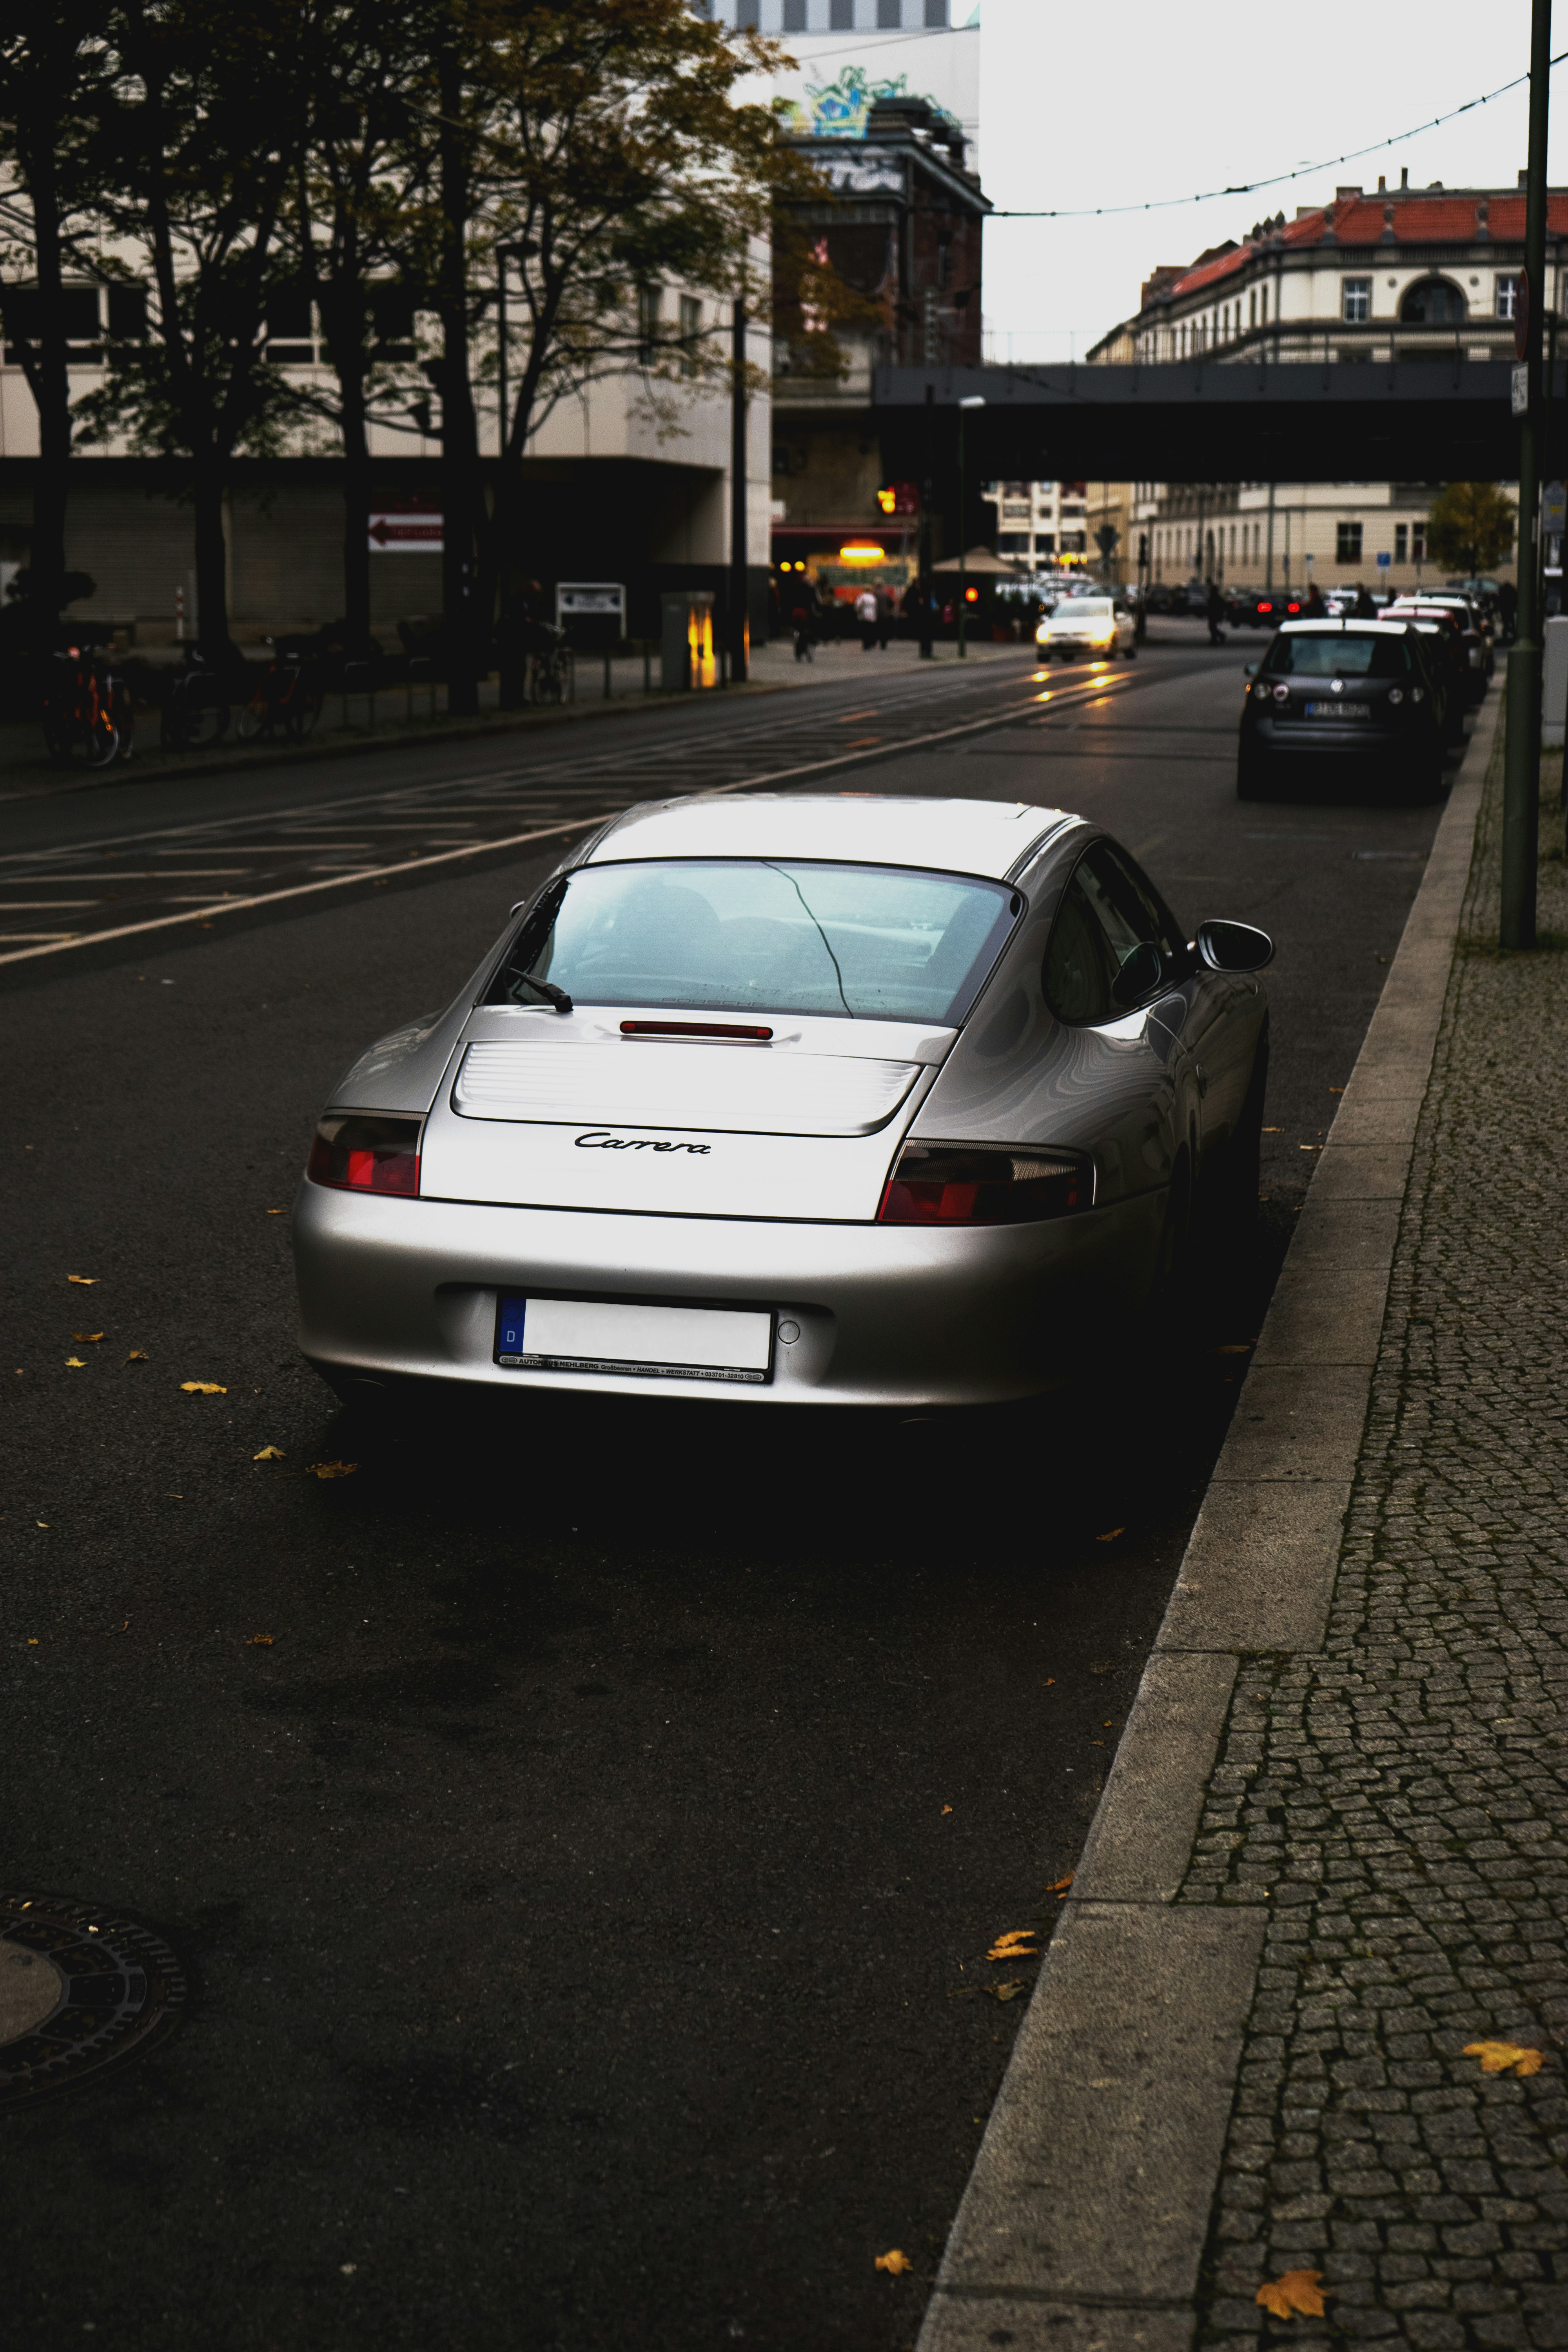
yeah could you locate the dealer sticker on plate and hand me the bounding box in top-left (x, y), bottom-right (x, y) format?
top-left (496, 1295), bottom-right (773, 1383)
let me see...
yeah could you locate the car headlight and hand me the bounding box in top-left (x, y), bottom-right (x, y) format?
top-left (307, 1113), bottom-right (423, 1196)
top-left (877, 1142), bottom-right (1093, 1225)
top-left (1388, 687), bottom-right (1404, 704)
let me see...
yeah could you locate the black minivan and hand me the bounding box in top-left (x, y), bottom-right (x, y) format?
top-left (1238, 619), bottom-right (1445, 802)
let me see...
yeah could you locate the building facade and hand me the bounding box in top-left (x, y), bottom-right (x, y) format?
top-left (0, 263), bottom-right (773, 646)
top-left (1082, 178), bottom-right (1561, 592)
top-left (978, 480), bottom-right (1091, 569)
top-left (769, 92), bottom-right (989, 604)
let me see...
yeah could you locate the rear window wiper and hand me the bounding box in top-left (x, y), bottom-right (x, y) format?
top-left (514, 973), bottom-right (573, 1014)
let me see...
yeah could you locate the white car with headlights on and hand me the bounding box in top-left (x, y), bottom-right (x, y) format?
top-left (1034, 595), bottom-right (1137, 662)
top-left (294, 793), bottom-right (1271, 1410)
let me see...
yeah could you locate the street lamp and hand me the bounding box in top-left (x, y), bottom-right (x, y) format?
top-left (957, 395), bottom-right (985, 659)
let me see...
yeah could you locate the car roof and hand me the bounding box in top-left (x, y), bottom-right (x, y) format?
top-left (584, 793), bottom-right (1075, 882)
top-left (1276, 619), bottom-right (1414, 635)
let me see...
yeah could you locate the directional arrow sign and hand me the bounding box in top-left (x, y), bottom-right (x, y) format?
top-left (368, 512), bottom-right (443, 552)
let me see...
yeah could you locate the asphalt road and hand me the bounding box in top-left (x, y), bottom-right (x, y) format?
top-left (3, 636), bottom-right (1453, 2352)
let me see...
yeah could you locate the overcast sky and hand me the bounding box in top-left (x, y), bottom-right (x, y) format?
top-left (977, 0), bottom-right (1568, 363)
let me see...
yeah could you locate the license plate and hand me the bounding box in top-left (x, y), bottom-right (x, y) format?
top-left (496, 1295), bottom-right (773, 1383)
top-left (1305, 700), bottom-right (1371, 718)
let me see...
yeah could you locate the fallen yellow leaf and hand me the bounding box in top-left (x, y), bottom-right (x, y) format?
top-left (180, 1381), bottom-right (227, 1394)
top-left (35, 1524), bottom-right (48, 1531)
top-left (125, 1348), bottom-right (148, 1362)
top-left (988, 1930), bottom-right (1038, 1961)
top-left (253, 1446), bottom-right (287, 1461)
top-left (265, 1208), bottom-right (286, 1215)
top-left (987, 1980), bottom-right (1029, 2002)
top-left (307, 1460), bottom-right (359, 1479)
top-left (72, 1332), bottom-right (104, 1343)
top-left (1095, 1527), bottom-right (1125, 1543)
top-left (941, 1804), bottom-right (953, 1815)
top-left (65, 1357), bottom-right (86, 1368)
top-left (249, 1634), bottom-right (274, 1646)
top-left (1464, 2040), bottom-right (1544, 2078)
top-left (1047, 1874), bottom-right (1074, 1895)
top-left (874, 2250), bottom-right (912, 2276)
top-left (67, 1275), bottom-right (97, 1285)
top-left (1256, 2270), bottom-right (1329, 2321)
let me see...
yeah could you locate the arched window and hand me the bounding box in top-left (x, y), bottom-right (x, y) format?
top-left (1399, 278), bottom-right (1466, 326)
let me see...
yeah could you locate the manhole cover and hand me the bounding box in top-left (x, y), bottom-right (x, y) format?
top-left (0, 1895), bottom-right (187, 2109)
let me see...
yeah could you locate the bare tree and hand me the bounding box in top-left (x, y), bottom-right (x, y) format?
top-left (0, 4), bottom-right (115, 613)
top-left (78, 0), bottom-right (315, 656)
top-left (394, 0), bottom-right (807, 705)
top-left (285, 0), bottom-right (431, 646)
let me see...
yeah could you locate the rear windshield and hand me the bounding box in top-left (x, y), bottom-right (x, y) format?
top-left (1265, 632), bottom-right (1412, 677)
top-left (494, 859), bottom-right (1020, 1024)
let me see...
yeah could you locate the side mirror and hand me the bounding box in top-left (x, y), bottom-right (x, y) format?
top-left (1244, 662), bottom-right (1257, 677)
top-left (1195, 918), bottom-right (1274, 974)
top-left (1110, 938), bottom-right (1165, 1009)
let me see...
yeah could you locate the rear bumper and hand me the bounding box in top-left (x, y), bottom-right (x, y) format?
top-left (1241, 720), bottom-right (1433, 769)
top-left (292, 1182), bottom-right (1165, 1408)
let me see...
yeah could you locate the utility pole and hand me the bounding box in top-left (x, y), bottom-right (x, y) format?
top-left (918, 382), bottom-right (935, 659)
top-left (437, 34), bottom-right (479, 717)
top-left (729, 292), bottom-right (748, 684)
top-left (1502, 0), bottom-right (1552, 946)
top-left (956, 395), bottom-right (984, 657)
top-left (1265, 481), bottom-right (1276, 591)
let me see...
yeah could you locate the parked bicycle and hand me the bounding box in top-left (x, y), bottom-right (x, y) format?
top-left (527, 623), bottom-right (574, 706)
top-left (42, 642), bottom-right (134, 768)
top-left (160, 649), bottom-right (232, 751)
top-left (235, 639), bottom-right (324, 742)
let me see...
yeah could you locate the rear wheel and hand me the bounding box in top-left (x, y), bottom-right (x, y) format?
top-left (62, 711), bottom-right (121, 769)
top-left (183, 680), bottom-right (230, 748)
top-left (287, 689), bottom-right (323, 740)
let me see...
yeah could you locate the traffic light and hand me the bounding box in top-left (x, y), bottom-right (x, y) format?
top-left (877, 482), bottom-right (919, 517)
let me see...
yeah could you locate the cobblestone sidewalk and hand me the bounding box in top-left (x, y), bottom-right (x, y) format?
top-left (1189, 743), bottom-right (1568, 2346)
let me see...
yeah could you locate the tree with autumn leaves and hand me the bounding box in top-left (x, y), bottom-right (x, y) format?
top-left (1423, 481), bottom-right (1517, 580)
top-left (0, 0), bottom-right (811, 677)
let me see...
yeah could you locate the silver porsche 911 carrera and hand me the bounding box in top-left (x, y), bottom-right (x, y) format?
top-left (293, 793), bottom-right (1272, 1408)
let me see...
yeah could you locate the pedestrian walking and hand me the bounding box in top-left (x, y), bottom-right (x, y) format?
top-left (1499, 578), bottom-right (1518, 641)
top-left (1205, 581), bottom-right (1227, 645)
top-left (875, 586), bottom-right (895, 650)
top-left (855, 586), bottom-right (878, 652)
top-left (1353, 581), bottom-right (1377, 617)
top-left (1304, 581), bottom-right (1326, 619)
top-left (789, 578), bottom-right (820, 664)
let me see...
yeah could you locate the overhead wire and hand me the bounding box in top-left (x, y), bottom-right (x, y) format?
top-left (989, 53), bottom-right (1568, 220)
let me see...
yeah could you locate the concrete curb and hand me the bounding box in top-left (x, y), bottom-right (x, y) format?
top-left (916, 697), bottom-right (1500, 2352)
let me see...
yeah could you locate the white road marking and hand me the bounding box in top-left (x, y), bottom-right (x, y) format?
top-left (0, 670), bottom-right (1137, 971)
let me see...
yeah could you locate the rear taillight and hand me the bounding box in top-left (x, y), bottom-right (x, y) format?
top-left (307, 1113), bottom-right (422, 1196)
top-left (877, 1142), bottom-right (1092, 1225)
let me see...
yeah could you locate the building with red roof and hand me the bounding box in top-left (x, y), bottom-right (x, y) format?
top-left (1078, 175), bottom-right (1551, 594)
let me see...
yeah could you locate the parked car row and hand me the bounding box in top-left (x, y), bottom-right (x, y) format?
top-left (1237, 601), bottom-right (1490, 803)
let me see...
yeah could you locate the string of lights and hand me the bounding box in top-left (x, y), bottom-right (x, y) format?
top-left (989, 53), bottom-right (1568, 220)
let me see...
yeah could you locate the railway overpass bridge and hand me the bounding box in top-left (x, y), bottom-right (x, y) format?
top-left (869, 358), bottom-right (1555, 486)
